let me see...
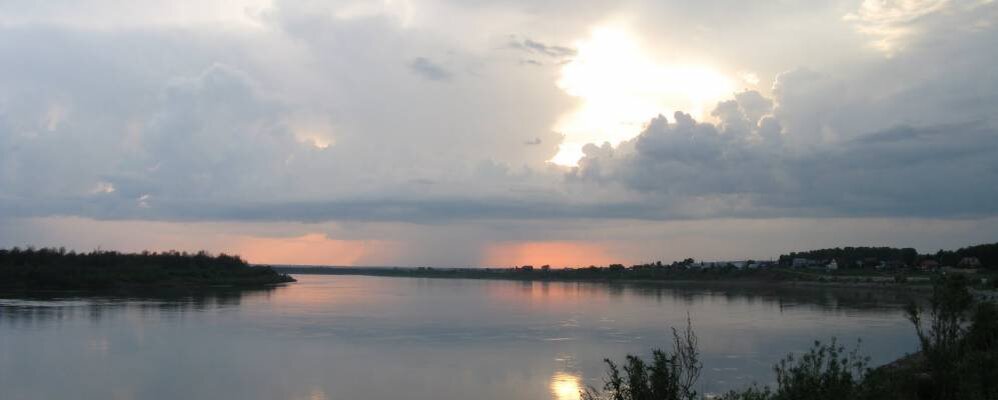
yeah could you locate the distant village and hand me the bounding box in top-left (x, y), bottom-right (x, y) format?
top-left (277, 242), bottom-right (998, 288)
top-left (511, 242), bottom-right (998, 275)
top-left (771, 244), bottom-right (994, 274)
top-left (780, 255), bottom-right (983, 273)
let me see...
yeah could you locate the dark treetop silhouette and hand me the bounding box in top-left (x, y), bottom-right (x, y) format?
top-left (0, 247), bottom-right (295, 290)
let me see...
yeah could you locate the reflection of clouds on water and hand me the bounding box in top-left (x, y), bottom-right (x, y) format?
top-left (87, 337), bottom-right (110, 354)
top-left (0, 299), bottom-right (94, 307)
top-left (550, 371), bottom-right (582, 400)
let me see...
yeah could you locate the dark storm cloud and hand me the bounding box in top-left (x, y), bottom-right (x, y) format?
top-left (0, 194), bottom-right (669, 224)
top-left (508, 37), bottom-right (576, 58)
top-left (570, 109), bottom-right (998, 219)
top-left (408, 57), bottom-right (452, 81)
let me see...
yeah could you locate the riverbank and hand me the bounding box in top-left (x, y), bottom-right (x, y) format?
top-left (272, 265), bottom-right (949, 292)
top-left (590, 275), bottom-right (997, 400)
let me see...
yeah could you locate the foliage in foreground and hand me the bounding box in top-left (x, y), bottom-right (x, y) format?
top-left (718, 339), bottom-right (869, 400)
top-left (0, 247), bottom-right (295, 289)
top-left (903, 275), bottom-right (998, 400)
top-left (584, 275), bottom-right (998, 400)
top-left (582, 316), bottom-right (702, 400)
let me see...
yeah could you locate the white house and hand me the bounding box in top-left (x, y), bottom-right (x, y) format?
top-left (826, 260), bottom-right (839, 271)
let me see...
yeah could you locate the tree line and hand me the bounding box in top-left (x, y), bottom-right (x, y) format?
top-left (0, 247), bottom-right (295, 289)
top-left (778, 242), bottom-right (998, 269)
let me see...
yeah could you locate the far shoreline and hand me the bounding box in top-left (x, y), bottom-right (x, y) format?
top-left (271, 265), bottom-right (947, 293)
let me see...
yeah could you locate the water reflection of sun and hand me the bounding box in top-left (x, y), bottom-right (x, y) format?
top-left (550, 372), bottom-right (582, 400)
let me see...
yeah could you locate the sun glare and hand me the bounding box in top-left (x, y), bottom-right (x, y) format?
top-left (550, 372), bottom-right (582, 400)
top-left (551, 27), bottom-right (735, 166)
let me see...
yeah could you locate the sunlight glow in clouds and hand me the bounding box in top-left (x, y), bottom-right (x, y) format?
top-left (550, 27), bottom-right (735, 166)
top-left (845, 0), bottom-right (951, 54)
top-left (335, 0), bottom-right (415, 26)
top-left (292, 116), bottom-right (337, 150)
top-left (297, 133), bottom-right (334, 150)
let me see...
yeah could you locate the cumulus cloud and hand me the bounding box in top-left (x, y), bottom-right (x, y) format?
top-left (570, 95), bottom-right (998, 219)
top-left (135, 64), bottom-right (294, 192)
top-left (0, 0), bottom-right (580, 222)
top-left (569, 94), bottom-right (785, 202)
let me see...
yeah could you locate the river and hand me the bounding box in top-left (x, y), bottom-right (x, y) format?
top-left (0, 274), bottom-right (919, 399)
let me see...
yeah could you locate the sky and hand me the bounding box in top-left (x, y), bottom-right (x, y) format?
top-left (1, 0), bottom-right (997, 266)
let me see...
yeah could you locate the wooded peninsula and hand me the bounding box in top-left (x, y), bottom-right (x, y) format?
top-left (0, 248), bottom-right (295, 290)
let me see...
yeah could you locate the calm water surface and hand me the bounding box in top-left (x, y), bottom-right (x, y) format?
top-left (0, 274), bottom-right (920, 399)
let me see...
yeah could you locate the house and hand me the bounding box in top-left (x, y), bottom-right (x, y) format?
top-left (959, 257), bottom-right (982, 268)
top-left (919, 260), bottom-right (940, 271)
top-left (826, 260), bottom-right (839, 271)
top-left (942, 266), bottom-right (978, 275)
top-left (877, 260), bottom-right (905, 270)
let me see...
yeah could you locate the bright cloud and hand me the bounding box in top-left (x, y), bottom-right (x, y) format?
top-left (551, 27), bottom-right (735, 166)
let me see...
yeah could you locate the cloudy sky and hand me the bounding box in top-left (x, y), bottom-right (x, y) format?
top-left (1, 0), bottom-right (997, 266)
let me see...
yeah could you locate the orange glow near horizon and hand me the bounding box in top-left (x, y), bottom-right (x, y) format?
top-left (229, 233), bottom-right (387, 266)
top-left (483, 241), bottom-right (624, 268)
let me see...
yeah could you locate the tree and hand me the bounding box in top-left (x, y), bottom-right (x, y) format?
top-left (905, 275), bottom-right (997, 400)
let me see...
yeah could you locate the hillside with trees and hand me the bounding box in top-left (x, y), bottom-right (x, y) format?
top-left (934, 242), bottom-right (998, 269)
top-left (779, 242), bottom-right (998, 270)
top-left (779, 246), bottom-right (919, 269)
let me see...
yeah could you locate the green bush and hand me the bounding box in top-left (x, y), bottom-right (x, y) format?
top-left (905, 275), bottom-right (998, 399)
top-left (583, 317), bottom-right (702, 400)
